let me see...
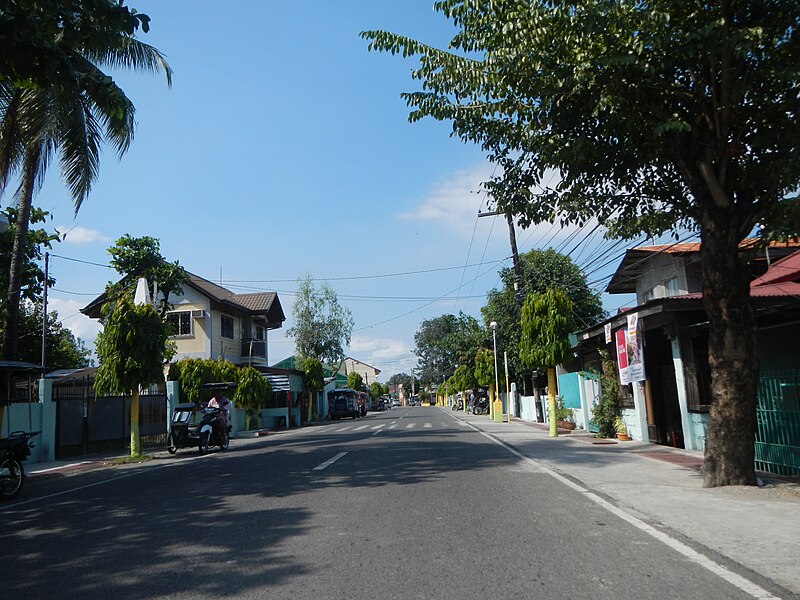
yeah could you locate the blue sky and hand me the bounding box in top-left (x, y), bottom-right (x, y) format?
top-left (24, 1), bottom-right (644, 380)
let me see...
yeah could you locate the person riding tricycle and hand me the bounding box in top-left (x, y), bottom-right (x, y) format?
top-left (166, 382), bottom-right (234, 455)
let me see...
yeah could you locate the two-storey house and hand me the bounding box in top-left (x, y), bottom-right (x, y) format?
top-left (82, 272), bottom-right (285, 369)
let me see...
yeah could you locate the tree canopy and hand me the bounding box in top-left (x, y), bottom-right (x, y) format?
top-left (482, 248), bottom-right (603, 392)
top-left (106, 234), bottom-right (189, 317)
top-left (287, 275), bottom-right (354, 366)
top-left (413, 312), bottom-right (485, 385)
top-left (363, 0), bottom-right (800, 485)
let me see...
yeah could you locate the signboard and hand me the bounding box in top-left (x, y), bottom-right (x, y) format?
top-left (615, 313), bottom-right (645, 384)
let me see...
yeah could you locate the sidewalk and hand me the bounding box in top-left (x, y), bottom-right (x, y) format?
top-left (451, 408), bottom-right (800, 597)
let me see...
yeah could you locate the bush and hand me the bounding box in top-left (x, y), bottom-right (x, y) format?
top-left (591, 350), bottom-right (620, 438)
top-left (554, 396), bottom-right (573, 422)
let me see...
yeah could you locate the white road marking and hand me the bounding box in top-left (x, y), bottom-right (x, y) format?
top-left (353, 425), bottom-right (368, 431)
top-left (335, 427), bottom-right (350, 432)
top-left (473, 425), bottom-right (781, 600)
top-left (388, 425), bottom-right (397, 430)
top-left (405, 423), bottom-right (415, 429)
top-left (424, 423), bottom-right (432, 428)
top-left (371, 425), bottom-right (385, 430)
top-left (313, 452), bottom-right (348, 471)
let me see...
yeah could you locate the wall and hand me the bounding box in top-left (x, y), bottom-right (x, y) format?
top-left (169, 287), bottom-right (211, 358)
top-left (635, 253), bottom-right (689, 304)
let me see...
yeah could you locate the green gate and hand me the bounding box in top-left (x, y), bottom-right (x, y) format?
top-left (755, 370), bottom-right (800, 476)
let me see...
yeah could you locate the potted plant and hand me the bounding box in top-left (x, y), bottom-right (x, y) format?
top-left (554, 396), bottom-right (576, 431)
top-left (614, 416), bottom-right (630, 441)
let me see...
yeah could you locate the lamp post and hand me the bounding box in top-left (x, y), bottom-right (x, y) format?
top-left (490, 321), bottom-right (502, 422)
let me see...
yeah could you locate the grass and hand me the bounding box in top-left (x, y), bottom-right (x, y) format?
top-left (111, 454), bottom-right (154, 465)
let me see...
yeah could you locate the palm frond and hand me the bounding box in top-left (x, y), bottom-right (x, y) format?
top-left (85, 38), bottom-right (173, 87)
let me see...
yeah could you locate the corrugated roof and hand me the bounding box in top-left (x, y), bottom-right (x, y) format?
top-left (606, 238), bottom-right (800, 294)
top-left (751, 251), bottom-right (800, 287)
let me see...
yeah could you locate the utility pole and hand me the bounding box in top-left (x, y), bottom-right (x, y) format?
top-left (478, 210), bottom-right (523, 304)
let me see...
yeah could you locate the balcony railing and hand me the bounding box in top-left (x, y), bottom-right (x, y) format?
top-left (241, 339), bottom-right (266, 359)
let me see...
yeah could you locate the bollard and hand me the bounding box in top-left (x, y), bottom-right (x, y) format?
top-left (493, 400), bottom-right (503, 423)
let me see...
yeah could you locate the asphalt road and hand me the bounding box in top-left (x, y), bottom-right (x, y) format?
top-left (0, 407), bottom-right (775, 599)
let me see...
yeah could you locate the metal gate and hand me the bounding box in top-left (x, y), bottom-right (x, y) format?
top-left (53, 376), bottom-right (167, 458)
top-left (755, 370), bottom-right (800, 476)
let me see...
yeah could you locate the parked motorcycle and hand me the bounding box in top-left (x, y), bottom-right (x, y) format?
top-left (451, 398), bottom-right (463, 411)
top-left (0, 431), bottom-right (40, 500)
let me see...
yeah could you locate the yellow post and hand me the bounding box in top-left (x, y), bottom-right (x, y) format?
top-left (547, 367), bottom-right (558, 437)
top-left (505, 352), bottom-right (511, 424)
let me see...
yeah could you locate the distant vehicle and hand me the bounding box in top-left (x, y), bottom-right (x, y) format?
top-left (391, 399), bottom-right (401, 408)
top-left (357, 391), bottom-right (368, 416)
top-left (329, 388), bottom-right (360, 420)
top-left (409, 396), bottom-right (420, 406)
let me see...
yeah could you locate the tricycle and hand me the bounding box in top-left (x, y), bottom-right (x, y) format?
top-left (166, 402), bottom-right (230, 455)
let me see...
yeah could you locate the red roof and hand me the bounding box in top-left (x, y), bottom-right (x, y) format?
top-left (751, 251), bottom-right (800, 287)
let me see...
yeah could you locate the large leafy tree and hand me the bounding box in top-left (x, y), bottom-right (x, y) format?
top-left (363, 1), bottom-right (800, 486)
top-left (107, 234), bottom-right (189, 317)
top-left (519, 289), bottom-right (574, 437)
top-left (287, 275), bottom-right (354, 367)
top-left (14, 300), bottom-right (91, 369)
top-left (94, 294), bottom-right (174, 457)
top-left (482, 249), bottom-right (604, 393)
top-left (0, 205), bottom-right (89, 368)
top-left (413, 312), bottom-right (485, 386)
top-left (0, 0), bottom-right (172, 361)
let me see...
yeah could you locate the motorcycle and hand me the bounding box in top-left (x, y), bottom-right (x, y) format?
top-left (451, 398), bottom-right (463, 411)
top-left (0, 431), bottom-right (40, 500)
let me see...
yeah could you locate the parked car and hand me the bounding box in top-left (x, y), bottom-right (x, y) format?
top-left (391, 399), bottom-right (401, 408)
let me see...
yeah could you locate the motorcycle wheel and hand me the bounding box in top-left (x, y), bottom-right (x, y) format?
top-left (199, 431), bottom-right (210, 455)
top-left (0, 455), bottom-right (24, 500)
top-left (220, 432), bottom-right (229, 451)
top-left (167, 433), bottom-right (177, 455)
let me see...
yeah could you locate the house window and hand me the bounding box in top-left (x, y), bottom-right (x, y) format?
top-left (221, 314), bottom-right (234, 339)
top-left (255, 326), bottom-right (264, 340)
top-left (166, 311), bottom-right (192, 336)
top-left (665, 277), bottom-right (680, 296)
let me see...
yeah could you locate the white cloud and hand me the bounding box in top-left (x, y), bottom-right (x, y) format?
top-left (348, 335), bottom-right (415, 378)
top-left (58, 225), bottom-right (111, 245)
top-left (396, 162), bottom-right (496, 236)
top-left (49, 297), bottom-right (102, 344)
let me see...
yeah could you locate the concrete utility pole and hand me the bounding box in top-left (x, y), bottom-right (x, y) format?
top-left (478, 210), bottom-right (523, 303)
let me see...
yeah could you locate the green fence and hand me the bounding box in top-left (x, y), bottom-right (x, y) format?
top-left (756, 370), bottom-right (800, 476)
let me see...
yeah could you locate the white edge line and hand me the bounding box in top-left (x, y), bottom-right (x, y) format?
top-left (475, 427), bottom-right (781, 600)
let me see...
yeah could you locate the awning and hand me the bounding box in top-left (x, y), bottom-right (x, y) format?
top-left (265, 374), bottom-right (290, 392)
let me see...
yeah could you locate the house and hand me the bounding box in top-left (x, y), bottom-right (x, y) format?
top-left (569, 239), bottom-right (800, 476)
top-left (82, 272), bottom-right (285, 369)
top-left (337, 357), bottom-right (381, 387)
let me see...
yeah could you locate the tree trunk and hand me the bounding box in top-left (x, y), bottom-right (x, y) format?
top-left (547, 367), bottom-right (558, 437)
top-left (130, 388), bottom-right (141, 457)
top-left (701, 208), bottom-right (758, 487)
top-left (3, 150), bottom-right (38, 361)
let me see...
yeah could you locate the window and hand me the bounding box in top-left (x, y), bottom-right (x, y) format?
top-left (220, 314), bottom-right (234, 339)
top-left (255, 326), bottom-right (264, 340)
top-left (665, 276), bottom-right (680, 296)
top-left (166, 311), bottom-right (191, 336)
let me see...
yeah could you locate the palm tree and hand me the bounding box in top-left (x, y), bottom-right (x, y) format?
top-left (0, 2), bottom-right (172, 360)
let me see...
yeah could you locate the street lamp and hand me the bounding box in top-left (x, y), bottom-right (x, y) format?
top-left (490, 321), bottom-right (501, 421)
